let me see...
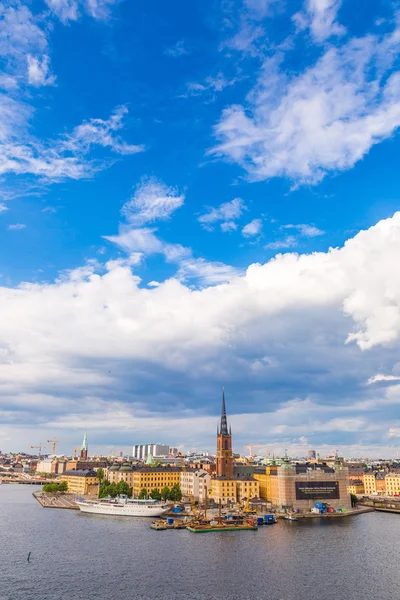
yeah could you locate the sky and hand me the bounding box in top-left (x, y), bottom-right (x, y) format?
top-left (1, 0), bottom-right (400, 458)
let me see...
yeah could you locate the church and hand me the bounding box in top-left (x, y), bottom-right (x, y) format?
top-left (210, 391), bottom-right (259, 505)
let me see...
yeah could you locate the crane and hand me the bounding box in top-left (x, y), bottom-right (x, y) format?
top-left (30, 443), bottom-right (45, 456)
top-left (244, 444), bottom-right (268, 458)
top-left (73, 447), bottom-right (81, 459)
top-left (46, 438), bottom-right (70, 455)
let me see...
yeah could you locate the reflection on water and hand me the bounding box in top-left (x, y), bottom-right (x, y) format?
top-left (0, 485), bottom-right (398, 600)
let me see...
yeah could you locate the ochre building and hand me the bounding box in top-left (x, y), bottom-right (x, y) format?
top-left (59, 470), bottom-right (99, 496)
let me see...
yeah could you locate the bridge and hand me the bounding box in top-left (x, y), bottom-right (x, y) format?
top-left (1, 478), bottom-right (45, 485)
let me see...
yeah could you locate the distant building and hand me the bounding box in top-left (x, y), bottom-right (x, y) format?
top-left (255, 458), bottom-right (351, 511)
top-left (180, 469), bottom-right (211, 502)
top-left (36, 458), bottom-right (56, 474)
top-left (59, 470), bottom-right (99, 495)
top-left (80, 431), bottom-right (88, 460)
top-left (347, 479), bottom-right (365, 496)
top-left (132, 444), bottom-right (170, 460)
top-left (308, 449), bottom-right (317, 460)
top-left (385, 473), bottom-right (400, 496)
top-left (169, 448), bottom-right (179, 456)
top-left (106, 464), bottom-right (181, 497)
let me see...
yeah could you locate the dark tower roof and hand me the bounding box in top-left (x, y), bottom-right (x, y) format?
top-left (219, 389), bottom-right (229, 435)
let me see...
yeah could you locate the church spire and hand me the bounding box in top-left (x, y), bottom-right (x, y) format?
top-left (220, 388), bottom-right (229, 435)
top-left (82, 431), bottom-right (88, 451)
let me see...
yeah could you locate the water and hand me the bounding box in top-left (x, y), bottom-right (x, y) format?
top-left (0, 485), bottom-right (398, 600)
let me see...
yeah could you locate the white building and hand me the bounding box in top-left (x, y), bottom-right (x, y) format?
top-left (180, 469), bottom-right (211, 502)
top-left (36, 458), bottom-right (54, 474)
top-left (133, 443), bottom-right (170, 460)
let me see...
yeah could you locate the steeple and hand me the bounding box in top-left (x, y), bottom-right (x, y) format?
top-left (82, 431), bottom-right (88, 451)
top-left (220, 388), bottom-right (229, 435)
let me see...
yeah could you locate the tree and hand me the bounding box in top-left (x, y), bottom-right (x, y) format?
top-left (169, 484), bottom-right (182, 502)
top-left (350, 494), bottom-right (358, 508)
top-left (150, 488), bottom-right (161, 500)
top-left (161, 486), bottom-right (171, 500)
top-left (96, 468), bottom-right (105, 482)
top-left (58, 481), bottom-right (68, 492)
top-left (116, 481), bottom-right (132, 497)
top-left (138, 487), bottom-right (148, 499)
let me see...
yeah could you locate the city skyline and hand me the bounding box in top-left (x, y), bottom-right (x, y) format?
top-left (1, 1), bottom-right (400, 456)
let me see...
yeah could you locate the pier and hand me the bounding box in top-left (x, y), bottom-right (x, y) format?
top-left (33, 492), bottom-right (79, 509)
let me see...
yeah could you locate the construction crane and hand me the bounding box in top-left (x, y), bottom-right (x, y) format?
top-left (73, 447), bottom-right (81, 459)
top-left (244, 444), bottom-right (268, 458)
top-left (30, 443), bottom-right (45, 456)
top-left (46, 438), bottom-right (70, 455)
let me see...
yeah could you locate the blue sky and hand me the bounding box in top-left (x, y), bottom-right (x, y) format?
top-left (2, 0), bottom-right (400, 457)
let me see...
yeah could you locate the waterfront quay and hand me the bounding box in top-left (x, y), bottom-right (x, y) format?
top-left (33, 491), bottom-right (79, 510)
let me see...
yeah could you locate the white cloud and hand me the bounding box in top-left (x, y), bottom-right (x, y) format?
top-left (27, 54), bottom-right (55, 87)
top-left (164, 40), bottom-right (189, 57)
top-left (184, 73), bottom-right (240, 98)
top-left (4, 214), bottom-right (400, 450)
top-left (45, 0), bottom-right (120, 22)
top-left (177, 257), bottom-right (241, 285)
top-left (198, 198), bottom-right (246, 232)
top-left (0, 203), bottom-right (8, 213)
top-left (62, 106), bottom-right (144, 156)
top-left (283, 223), bottom-right (325, 237)
top-left (7, 223), bottom-right (26, 230)
top-left (242, 218), bottom-right (262, 237)
top-left (121, 178), bottom-right (184, 226)
top-left (212, 22), bottom-right (400, 185)
top-left (265, 235), bottom-right (297, 250)
top-left (293, 0), bottom-right (345, 42)
top-left (367, 374), bottom-right (400, 385)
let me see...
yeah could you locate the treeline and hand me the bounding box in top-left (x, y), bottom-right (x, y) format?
top-left (138, 484), bottom-right (182, 501)
top-left (99, 480), bottom-right (132, 498)
top-left (43, 481), bottom-right (68, 493)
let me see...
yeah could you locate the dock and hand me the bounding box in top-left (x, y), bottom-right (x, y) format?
top-left (33, 492), bottom-right (79, 510)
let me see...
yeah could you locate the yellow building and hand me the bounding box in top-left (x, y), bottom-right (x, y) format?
top-left (210, 477), bottom-right (237, 504)
top-left (132, 467), bottom-right (181, 497)
top-left (59, 470), bottom-right (99, 495)
top-left (347, 479), bottom-right (364, 495)
top-left (254, 464), bottom-right (279, 505)
top-left (385, 473), bottom-right (400, 496)
top-left (236, 478), bottom-right (259, 503)
top-left (363, 473), bottom-right (377, 495)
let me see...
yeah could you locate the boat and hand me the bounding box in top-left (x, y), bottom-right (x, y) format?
top-left (150, 522), bottom-right (167, 530)
top-left (76, 495), bottom-right (170, 518)
top-left (284, 513), bottom-right (299, 521)
top-left (187, 520), bottom-right (258, 533)
top-left (263, 514), bottom-right (277, 524)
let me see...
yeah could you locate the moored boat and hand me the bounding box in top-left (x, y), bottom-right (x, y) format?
top-left (284, 513), bottom-right (299, 521)
top-left (76, 494), bottom-right (169, 518)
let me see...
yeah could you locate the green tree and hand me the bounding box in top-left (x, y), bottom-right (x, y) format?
top-left (98, 480), bottom-right (118, 498)
top-left (138, 487), bottom-right (148, 499)
top-left (58, 481), bottom-right (68, 492)
top-left (116, 481), bottom-right (132, 497)
top-left (150, 488), bottom-right (161, 500)
top-left (161, 486), bottom-right (171, 500)
top-left (350, 494), bottom-right (358, 508)
top-left (169, 484), bottom-right (182, 502)
top-left (96, 468), bottom-right (105, 481)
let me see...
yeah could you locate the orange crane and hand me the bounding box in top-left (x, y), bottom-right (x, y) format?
top-left (46, 438), bottom-right (70, 455)
top-left (30, 443), bottom-right (45, 456)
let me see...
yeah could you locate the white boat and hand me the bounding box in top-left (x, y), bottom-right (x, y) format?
top-left (76, 495), bottom-right (170, 518)
top-left (284, 513), bottom-right (299, 521)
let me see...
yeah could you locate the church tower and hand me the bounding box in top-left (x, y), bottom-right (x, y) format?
top-left (216, 389), bottom-right (233, 478)
top-left (80, 431), bottom-right (88, 460)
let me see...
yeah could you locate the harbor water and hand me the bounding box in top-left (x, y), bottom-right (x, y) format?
top-left (0, 485), bottom-right (398, 600)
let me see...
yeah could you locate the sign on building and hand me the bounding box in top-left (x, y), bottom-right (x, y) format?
top-left (295, 481), bottom-right (340, 500)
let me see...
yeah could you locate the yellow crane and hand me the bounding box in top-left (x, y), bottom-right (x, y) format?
top-left (46, 438), bottom-right (70, 455)
top-left (30, 443), bottom-right (45, 456)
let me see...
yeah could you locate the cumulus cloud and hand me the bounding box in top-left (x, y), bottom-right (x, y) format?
top-left (198, 198), bottom-right (246, 232)
top-left (27, 54), bottom-right (55, 87)
top-left (293, 0), bottom-right (345, 42)
top-left (242, 218), bottom-right (262, 237)
top-left (367, 374), bottom-right (400, 385)
top-left (3, 213), bottom-right (400, 451)
top-left (0, 202), bottom-right (8, 212)
top-left (212, 21), bottom-right (400, 185)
